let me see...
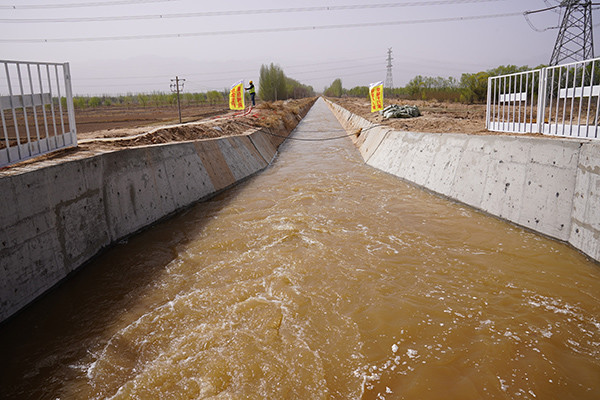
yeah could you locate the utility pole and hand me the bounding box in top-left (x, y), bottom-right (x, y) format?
top-left (385, 48), bottom-right (394, 89)
top-left (170, 76), bottom-right (185, 123)
top-left (549, 0), bottom-right (594, 65)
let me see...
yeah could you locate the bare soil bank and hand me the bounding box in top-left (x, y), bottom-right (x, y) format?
top-left (75, 104), bottom-right (230, 136)
top-left (83, 98), bottom-right (316, 149)
top-left (329, 97), bottom-right (545, 137)
top-left (2, 98), bottom-right (316, 171)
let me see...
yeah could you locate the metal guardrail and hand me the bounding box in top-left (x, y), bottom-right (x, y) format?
top-left (1, 60), bottom-right (77, 167)
top-left (487, 57), bottom-right (600, 140)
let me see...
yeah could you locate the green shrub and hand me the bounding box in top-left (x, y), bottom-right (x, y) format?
top-left (88, 96), bottom-right (102, 107)
top-left (324, 78), bottom-right (343, 97)
top-left (137, 94), bottom-right (149, 107)
top-left (72, 97), bottom-right (86, 109)
top-left (346, 86), bottom-right (369, 98)
top-left (259, 63), bottom-right (287, 101)
top-left (206, 90), bottom-right (224, 104)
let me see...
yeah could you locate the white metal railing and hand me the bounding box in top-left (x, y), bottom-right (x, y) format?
top-left (486, 57), bottom-right (600, 140)
top-left (1, 60), bottom-right (77, 167)
top-left (542, 58), bottom-right (600, 139)
top-left (487, 68), bottom-right (543, 134)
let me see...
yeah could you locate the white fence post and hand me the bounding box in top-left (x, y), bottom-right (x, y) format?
top-left (63, 62), bottom-right (78, 146)
top-left (486, 76), bottom-right (492, 130)
top-left (537, 68), bottom-right (546, 135)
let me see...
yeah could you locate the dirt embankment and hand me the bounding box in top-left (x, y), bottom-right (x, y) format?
top-left (83, 98), bottom-right (316, 149)
top-left (329, 97), bottom-right (543, 137)
top-left (2, 98), bottom-right (317, 170)
top-left (75, 104), bottom-right (230, 138)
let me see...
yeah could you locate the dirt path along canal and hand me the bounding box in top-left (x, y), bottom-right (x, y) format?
top-left (1, 99), bottom-right (599, 399)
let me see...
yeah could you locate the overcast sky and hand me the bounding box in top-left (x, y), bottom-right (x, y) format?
top-left (1, 0), bottom-right (598, 95)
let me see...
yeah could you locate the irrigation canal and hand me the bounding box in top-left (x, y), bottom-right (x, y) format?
top-left (1, 99), bottom-right (599, 399)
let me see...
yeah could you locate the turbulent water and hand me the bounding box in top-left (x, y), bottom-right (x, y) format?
top-left (1, 99), bottom-right (599, 400)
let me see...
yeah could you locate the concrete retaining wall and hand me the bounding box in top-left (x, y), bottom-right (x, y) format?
top-left (0, 128), bottom-right (285, 323)
top-left (326, 99), bottom-right (600, 263)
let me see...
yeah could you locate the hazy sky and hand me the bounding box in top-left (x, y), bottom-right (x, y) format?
top-left (1, 0), bottom-right (597, 95)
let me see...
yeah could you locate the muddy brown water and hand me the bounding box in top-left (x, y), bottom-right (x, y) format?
top-left (1, 99), bottom-right (599, 399)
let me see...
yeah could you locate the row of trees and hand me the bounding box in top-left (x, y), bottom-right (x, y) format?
top-left (323, 78), bottom-right (343, 97)
top-left (72, 63), bottom-right (316, 109)
top-left (258, 63), bottom-right (315, 101)
top-left (72, 63), bottom-right (548, 108)
top-left (72, 91), bottom-right (228, 109)
top-left (324, 64), bottom-right (543, 104)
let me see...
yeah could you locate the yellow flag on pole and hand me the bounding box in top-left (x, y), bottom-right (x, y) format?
top-left (229, 80), bottom-right (245, 110)
top-left (369, 81), bottom-right (384, 112)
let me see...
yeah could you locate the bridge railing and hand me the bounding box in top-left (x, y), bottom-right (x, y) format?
top-left (486, 57), bottom-right (600, 140)
top-left (0, 60), bottom-right (77, 167)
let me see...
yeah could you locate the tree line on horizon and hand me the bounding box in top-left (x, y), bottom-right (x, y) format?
top-left (72, 91), bottom-right (228, 109)
top-left (70, 63), bottom-right (544, 109)
top-left (325, 64), bottom-right (545, 104)
top-left (71, 63), bottom-right (316, 109)
top-left (257, 63), bottom-right (315, 101)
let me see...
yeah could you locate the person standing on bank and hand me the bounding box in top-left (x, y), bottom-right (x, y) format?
top-left (246, 80), bottom-right (256, 107)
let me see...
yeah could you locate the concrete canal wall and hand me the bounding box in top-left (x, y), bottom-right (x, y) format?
top-left (326, 99), bottom-right (600, 264)
top-left (0, 128), bottom-right (286, 323)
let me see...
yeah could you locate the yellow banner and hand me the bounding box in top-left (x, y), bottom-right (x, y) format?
top-left (229, 80), bottom-right (245, 110)
top-left (369, 81), bottom-right (384, 112)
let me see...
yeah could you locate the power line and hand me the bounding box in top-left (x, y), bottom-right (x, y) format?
top-left (253, 124), bottom-right (389, 142)
top-left (74, 57), bottom-right (383, 82)
top-left (307, 69), bottom-right (388, 82)
top-left (523, 12), bottom-right (559, 32)
top-left (74, 81), bottom-right (168, 87)
top-left (74, 67), bottom-right (386, 92)
top-left (524, 1), bottom-right (600, 32)
top-left (543, 0), bottom-right (562, 12)
top-left (72, 68), bottom-right (384, 92)
top-left (0, 0), bottom-right (509, 23)
top-left (0, 0), bottom-right (178, 10)
top-left (79, 74), bottom-right (175, 81)
top-left (523, 4), bottom-right (561, 15)
top-left (287, 62), bottom-right (383, 76)
top-left (171, 65), bottom-right (386, 88)
top-left (0, 12), bottom-right (524, 43)
top-left (283, 56), bottom-right (383, 70)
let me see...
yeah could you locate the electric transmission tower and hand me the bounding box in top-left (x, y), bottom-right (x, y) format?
top-left (385, 48), bottom-right (394, 88)
top-left (525, 1), bottom-right (596, 65)
top-left (550, 0), bottom-right (594, 65)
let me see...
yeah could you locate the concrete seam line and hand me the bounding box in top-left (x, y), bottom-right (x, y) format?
top-left (364, 127), bottom-right (392, 165)
top-left (567, 142), bottom-right (585, 251)
top-left (247, 129), bottom-right (271, 165)
top-left (326, 101), bottom-right (390, 165)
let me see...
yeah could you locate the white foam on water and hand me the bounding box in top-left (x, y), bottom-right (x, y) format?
top-left (498, 376), bottom-right (509, 392)
top-left (406, 349), bottom-right (418, 359)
